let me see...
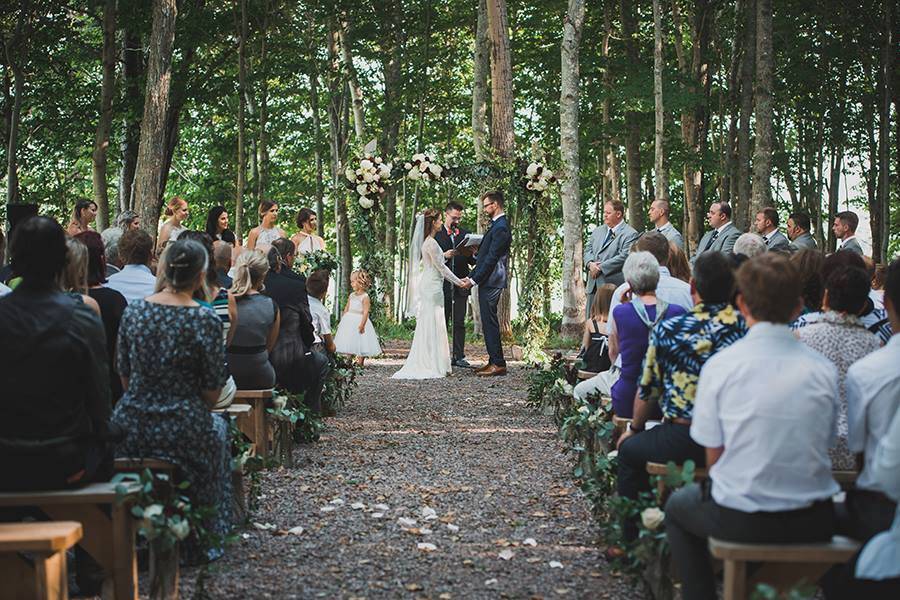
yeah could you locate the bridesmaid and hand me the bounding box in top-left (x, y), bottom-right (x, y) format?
top-left (247, 200), bottom-right (285, 251)
top-left (156, 196), bottom-right (189, 255)
top-left (205, 205), bottom-right (237, 245)
top-left (66, 200), bottom-right (98, 236)
top-left (291, 208), bottom-right (326, 256)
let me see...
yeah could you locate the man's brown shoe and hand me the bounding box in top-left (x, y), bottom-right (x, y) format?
top-left (475, 363), bottom-right (493, 373)
top-left (476, 365), bottom-right (507, 377)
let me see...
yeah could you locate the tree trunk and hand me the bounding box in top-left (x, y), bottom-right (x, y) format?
top-left (3, 3), bottom-right (28, 207)
top-left (327, 24), bottom-right (351, 300)
top-left (133, 0), bottom-right (178, 245)
top-left (235, 0), bottom-right (247, 240)
top-left (309, 67), bottom-right (324, 237)
top-left (750, 0), bottom-right (773, 217)
top-left (91, 0), bottom-right (116, 230)
top-left (652, 0), bottom-right (668, 202)
top-left (875, 0), bottom-right (892, 262)
top-left (560, 0), bottom-right (586, 339)
top-left (340, 21), bottom-right (366, 142)
top-left (256, 0), bottom-right (270, 203)
top-left (722, 0), bottom-right (744, 206)
top-left (472, 0), bottom-right (491, 160)
top-left (602, 3), bottom-right (621, 208)
top-left (735, 0), bottom-right (756, 229)
top-left (119, 28), bottom-right (143, 211)
top-left (620, 0), bottom-right (643, 229)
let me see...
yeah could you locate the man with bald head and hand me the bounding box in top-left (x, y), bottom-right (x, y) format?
top-left (648, 199), bottom-right (683, 250)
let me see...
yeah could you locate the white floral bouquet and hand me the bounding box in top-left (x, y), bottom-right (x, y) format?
top-left (404, 152), bottom-right (445, 184)
top-left (524, 162), bottom-right (559, 194)
top-left (345, 141), bottom-right (392, 210)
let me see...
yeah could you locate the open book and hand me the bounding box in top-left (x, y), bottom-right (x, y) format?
top-left (454, 234), bottom-right (483, 249)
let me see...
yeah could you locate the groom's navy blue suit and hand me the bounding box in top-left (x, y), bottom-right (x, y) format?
top-left (470, 215), bottom-right (512, 368)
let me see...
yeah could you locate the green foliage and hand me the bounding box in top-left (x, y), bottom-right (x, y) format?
top-left (751, 581), bottom-right (818, 600)
top-left (269, 390), bottom-right (324, 444)
top-left (322, 353), bottom-right (362, 415)
top-left (525, 352), bottom-right (575, 424)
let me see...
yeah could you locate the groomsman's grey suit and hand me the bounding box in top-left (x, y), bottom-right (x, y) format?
top-left (838, 237), bottom-right (864, 255)
top-left (764, 230), bottom-right (791, 252)
top-left (691, 222), bottom-right (741, 263)
top-left (789, 232), bottom-right (818, 252)
top-left (583, 221), bottom-right (640, 308)
top-left (653, 222), bottom-right (684, 250)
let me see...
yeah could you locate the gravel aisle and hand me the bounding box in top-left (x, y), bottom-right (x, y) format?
top-left (179, 342), bottom-right (642, 599)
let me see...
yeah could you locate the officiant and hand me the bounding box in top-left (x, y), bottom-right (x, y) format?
top-left (435, 201), bottom-right (476, 368)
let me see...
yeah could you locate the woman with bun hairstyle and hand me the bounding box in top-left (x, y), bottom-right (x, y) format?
top-left (66, 200), bottom-right (98, 237)
top-left (247, 200), bottom-right (285, 251)
top-left (291, 207), bottom-right (326, 255)
top-left (156, 196), bottom-right (189, 255)
top-left (226, 249), bottom-right (279, 389)
top-left (112, 238), bottom-right (233, 562)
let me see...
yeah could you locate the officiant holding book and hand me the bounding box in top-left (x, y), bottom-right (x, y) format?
top-left (434, 201), bottom-right (476, 368)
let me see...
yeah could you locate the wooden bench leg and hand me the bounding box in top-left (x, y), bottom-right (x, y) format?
top-left (723, 559), bottom-right (747, 600)
top-left (254, 401), bottom-right (268, 458)
top-left (111, 502), bottom-right (138, 600)
top-left (36, 551), bottom-right (67, 600)
top-left (41, 505), bottom-right (113, 575)
top-left (0, 551), bottom-right (68, 600)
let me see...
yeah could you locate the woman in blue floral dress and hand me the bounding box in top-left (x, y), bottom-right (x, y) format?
top-left (112, 239), bottom-right (232, 563)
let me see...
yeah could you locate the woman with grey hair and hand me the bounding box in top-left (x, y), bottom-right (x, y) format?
top-left (732, 232), bottom-right (767, 258)
top-left (608, 251), bottom-right (688, 417)
top-left (111, 238), bottom-right (233, 562)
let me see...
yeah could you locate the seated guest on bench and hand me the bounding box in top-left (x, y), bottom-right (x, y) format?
top-left (226, 249), bottom-right (279, 389)
top-left (615, 252), bottom-right (747, 542)
top-left (0, 216), bottom-right (115, 490)
top-left (608, 251), bottom-right (687, 418)
top-left (306, 269), bottom-right (335, 355)
top-left (61, 237), bottom-right (101, 316)
top-left (112, 239), bottom-right (233, 563)
top-left (666, 253), bottom-right (840, 600)
top-left (573, 283), bottom-right (616, 400)
top-left (791, 249), bottom-right (826, 315)
top-left (106, 228), bottom-right (156, 304)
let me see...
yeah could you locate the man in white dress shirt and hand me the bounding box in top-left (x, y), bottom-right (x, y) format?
top-left (105, 229), bottom-right (157, 304)
top-left (665, 254), bottom-right (840, 600)
top-left (647, 199), bottom-right (683, 250)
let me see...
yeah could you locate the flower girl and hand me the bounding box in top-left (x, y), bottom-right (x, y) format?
top-left (333, 269), bottom-right (382, 365)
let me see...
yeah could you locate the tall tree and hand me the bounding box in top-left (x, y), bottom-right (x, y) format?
top-left (118, 27), bottom-right (143, 211)
top-left (3, 1), bottom-right (29, 206)
top-left (472, 0), bottom-right (491, 161)
top-left (735, 0), bottom-right (756, 229)
top-left (340, 19), bottom-right (366, 142)
top-left (652, 0), bottom-right (668, 202)
top-left (91, 0), bottom-right (117, 229)
top-left (327, 23), bottom-right (352, 299)
top-left (750, 0), bottom-right (773, 217)
top-left (620, 0), bottom-right (643, 229)
top-left (560, 0), bottom-right (586, 339)
top-left (256, 0), bottom-right (271, 203)
top-left (133, 0), bottom-right (178, 244)
top-left (601, 2), bottom-right (621, 209)
top-left (875, 0), bottom-right (892, 262)
top-left (235, 0), bottom-right (248, 239)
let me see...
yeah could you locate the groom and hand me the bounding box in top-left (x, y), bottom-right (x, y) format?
top-left (462, 190), bottom-right (512, 377)
top-left (434, 201), bottom-right (476, 368)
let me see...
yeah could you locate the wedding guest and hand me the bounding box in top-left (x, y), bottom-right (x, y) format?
top-left (787, 211), bottom-right (818, 251)
top-left (434, 201), bottom-right (475, 367)
top-left (607, 251), bottom-right (687, 418)
top-left (226, 250), bottom-right (279, 390)
top-left (265, 238), bottom-right (329, 413)
top-left (754, 207), bottom-right (791, 252)
top-left (116, 210), bottom-right (140, 231)
top-left (798, 267), bottom-right (881, 470)
top-left (732, 232), bottom-right (767, 258)
top-left (307, 269), bottom-right (335, 354)
top-left (213, 240), bottom-right (234, 289)
top-left (112, 238), bottom-right (232, 563)
top-left (99, 210), bottom-right (139, 278)
top-left (61, 238), bottom-right (101, 316)
top-left (608, 232), bottom-right (693, 319)
top-left (205, 205), bottom-right (236, 245)
top-left (334, 269), bottom-right (382, 366)
top-left (666, 253), bottom-right (840, 600)
top-left (691, 202), bottom-right (741, 264)
top-left (583, 200), bottom-right (640, 310)
top-left (580, 283), bottom-right (615, 373)
top-left (843, 258), bottom-right (900, 542)
top-left (667, 243), bottom-right (691, 283)
top-left (834, 210), bottom-right (863, 255)
top-left (247, 200), bottom-right (285, 251)
top-left (615, 251), bottom-right (746, 541)
top-left (864, 257), bottom-right (884, 309)
top-left (791, 249), bottom-right (826, 314)
top-left (291, 207), bottom-right (326, 255)
top-left (77, 231), bottom-right (128, 401)
top-left (648, 199), bottom-right (684, 249)
top-left (66, 200), bottom-right (98, 236)
top-left (107, 228), bottom-right (156, 303)
top-left (156, 196), bottom-right (189, 255)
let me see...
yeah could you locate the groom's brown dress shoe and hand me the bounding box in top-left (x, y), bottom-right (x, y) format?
top-left (475, 363), bottom-right (492, 373)
top-left (476, 365), bottom-right (507, 377)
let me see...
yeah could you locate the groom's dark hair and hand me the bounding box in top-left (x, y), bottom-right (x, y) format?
top-left (481, 190), bottom-right (505, 207)
top-left (445, 201), bottom-right (464, 212)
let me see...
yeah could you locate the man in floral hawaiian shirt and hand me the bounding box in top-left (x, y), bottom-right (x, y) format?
top-left (614, 251), bottom-right (748, 541)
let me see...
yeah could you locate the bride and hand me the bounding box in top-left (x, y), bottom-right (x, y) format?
top-left (393, 209), bottom-right (469, 379)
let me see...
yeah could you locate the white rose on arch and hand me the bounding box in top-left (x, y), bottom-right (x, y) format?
top-left (359, 196), bottom-right (375, 209)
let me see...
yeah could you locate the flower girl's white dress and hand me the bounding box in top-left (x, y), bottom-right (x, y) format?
top-left (333, 293), bottom-right (382, 356)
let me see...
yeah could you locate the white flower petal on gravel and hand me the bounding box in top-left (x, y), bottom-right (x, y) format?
top-left (498, 549), bottom-right (514, 561)
top-left (421, 506), bottom-right (438, 520)
top-left (350, 502), bottom-right (366, 510)
top-left (420, 528), bottom-right (433, 535)
top-left (287, 526), bottom-right (304, 535)
top-left (320, 505), bottom-right (337, 513)
top-left (398, 517), bottom-right (417, 528)
top-left (446, 524), bottom-right (460, 533)
top-left (330, 498), bottom-right (345, 506)
top-left (371, 512), bottom-right (385, 518)
top-left (523, 538), bottom-right (537, 547)
top-left (373, 503), bottom-right (390, 511)
top-left (549, 561), bottom-right (564, 569)
top-left (417, 542), bottom-right (437, 552)
top-left (253, 522), bottom-right (277, 531)
top-left (484, 579), bottom-right (498, 586)
top-left (241, 533), bottom-right (251, 539)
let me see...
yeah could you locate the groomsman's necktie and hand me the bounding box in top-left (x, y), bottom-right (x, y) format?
top-left (709, 229), bottom-right (720, 246)
top-left (603, 228), bottom-right (615, 246)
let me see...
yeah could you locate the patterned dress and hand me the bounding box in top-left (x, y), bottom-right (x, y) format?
top-left (112, 300), bottom-right (231, 562)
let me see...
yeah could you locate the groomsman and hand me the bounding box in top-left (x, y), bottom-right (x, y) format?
top-left (834, 211), bottom-right (864, 255)
top-left (434, 201), bottom-right (475, 368)
top-left (648, 199), bottom-right (684, 250)
top-left (691, 202), bottom-right (741, 264)
top-left (786, 212), bottom-right (818, 251)
top-left (754, 207), bottom-right (791, 252)
top-left (583, 200), bottom-right (640, 310)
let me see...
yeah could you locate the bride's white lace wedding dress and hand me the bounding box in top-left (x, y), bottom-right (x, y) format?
top-left (392, 236), bottom-right (464, 379)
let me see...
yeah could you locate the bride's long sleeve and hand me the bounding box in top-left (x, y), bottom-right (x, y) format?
top-left (424, 238), bottom-right (464, 286)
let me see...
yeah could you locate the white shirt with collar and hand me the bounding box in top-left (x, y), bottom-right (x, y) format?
top-left (308, 296), bottom-right (331, 344)
top-left (715, 221), bottom-right (733, 235)
top-left (106, 264), bottom-right (157, 304)
top-left (847, 334), bottom-right (900, 492)
top-left (691, 322), bottom-right (840, 513)
top-left (0, 282), bottom-right (10, 297)
top-left (763, 229), bottom-right (777, 242)
top-left (839, 235), bottom-right (857, 247)
top-left (492, 212), bottom-right (505, 222)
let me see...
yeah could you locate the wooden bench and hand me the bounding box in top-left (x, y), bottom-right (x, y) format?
top-left (611, 416), bottom-right (632, 434)
top-left (0, 521), bottom-right (83, 600)
top-left (709, 535), bottom-right (860, 600)
top-left (0, 483), bottom-right (139, 599)
top-left (233, 390), bottom-right (275, 459)
top-left (213, 402), bottom-right (260, 455)
top-left (113, 457), bottom-right (177, 478)
top-left (576, 369), bottom-right (598, 381)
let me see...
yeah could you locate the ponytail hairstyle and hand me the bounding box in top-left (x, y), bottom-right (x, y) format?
top-left (164, 196), bottom-right (187, 218)
top-left (61, 237), bottom-right (90, 294)
top-left (267, 237), bottom-right (295, 273)
top-left (231, 249), bottom-right (270, 298)
top-left (157, 239), bottom-right (208, 293)
top-left (70, 200), bottom-right (98, 226)
top-left (422, 208), bottom-right (440, 239)
top-left (258, 199), bottom-right (278, 219)
top-left (351, 269), bottom-right (372, 292)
